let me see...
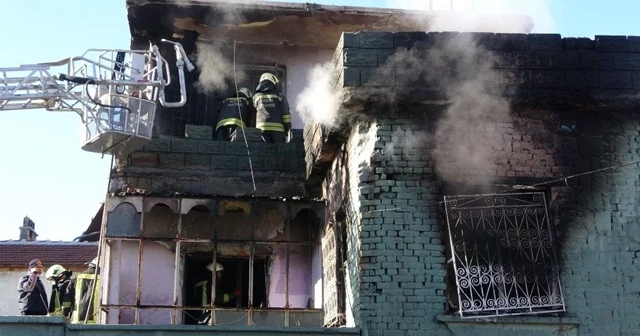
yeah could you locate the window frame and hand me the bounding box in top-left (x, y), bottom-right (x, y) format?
top-left (443, 192), bottom-right (566, 318)
top-left (101, 197), bottom-right (323, 326)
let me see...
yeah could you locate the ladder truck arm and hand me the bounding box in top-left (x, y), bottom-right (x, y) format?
top-left (0, 40), bottom-right (195, 157)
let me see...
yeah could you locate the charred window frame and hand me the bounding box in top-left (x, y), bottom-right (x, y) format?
top-left (100, 198), bottom-right (323, 326)
top-left (322, 208), bottom-right (347, 327)
top-left (443, 192), bottom-right (565, 318)
top-left (154, 55), bottom-right (287, 136)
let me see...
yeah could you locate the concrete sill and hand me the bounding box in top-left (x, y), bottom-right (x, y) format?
top-left (436, 314), bottom-right (580, 325)
top-left (437, 314), bottom-right (580, 336)
top-left (0, 316), bottom-right (66, 324)
top-left (67, 324), bottom-right (361, 334)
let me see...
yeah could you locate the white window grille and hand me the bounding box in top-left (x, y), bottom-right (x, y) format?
top-left (444, 192), bottom-right (565, 318)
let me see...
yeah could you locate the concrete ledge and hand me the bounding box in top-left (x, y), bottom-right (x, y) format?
top-left (437, 315), bottom-right (580, 336)
top-left (68, 324), bottom-right (361, 335)
top-left (0, 315), bottom-right (66, 336)
top-left (0, 316), bottom-right (360, 336)
top-left (0, 315), bottom-right (67, 324)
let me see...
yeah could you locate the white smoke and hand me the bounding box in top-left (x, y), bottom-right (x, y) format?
top-left (387, 0), bottom-right (556, 33)
top-left (296, 62), bottom-right (340, 126)
top-left (430, 39), bottom-right (511, 185)
top-left (195, 41), bottom-right (245, 94)
top-left (374, 33), bottom-right (515, 186)
top-left (192, 5), bottom-right (248, 95)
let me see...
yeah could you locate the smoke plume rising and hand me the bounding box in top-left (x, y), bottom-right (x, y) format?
top-left (192, 6), bottom-right (248, 95)
top-left (387, 0), bottom-right (555, 33)
top-left (296, 62), bottom-right (340, 127)
top-left (377, 34), bottom-right (514, 186)
top-left (195, 41), bottom-right (245, 94)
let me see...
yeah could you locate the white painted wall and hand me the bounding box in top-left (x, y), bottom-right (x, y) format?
top-left (237, 44), bottom-right (335, 129)
top-left (0, 270), bottom-right (52, 316)
top-left (105, 240), bottom-right (179, 324)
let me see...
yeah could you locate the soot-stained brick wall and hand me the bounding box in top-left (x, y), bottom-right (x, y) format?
top-left (110, 126), bottom-right (308, 198)
top-left (314, 32), bottom-right (640, 336)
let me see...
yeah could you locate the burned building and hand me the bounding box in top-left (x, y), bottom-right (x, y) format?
top-left (305, 31), bottom-right (640, 335)
top-left (94, 0), bottom-right (536, 329)
top-left (4, 0), bottom-right (638, 335)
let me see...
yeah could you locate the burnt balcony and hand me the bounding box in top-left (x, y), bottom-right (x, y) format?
top-left (110, 125), bottom-right (308, 199)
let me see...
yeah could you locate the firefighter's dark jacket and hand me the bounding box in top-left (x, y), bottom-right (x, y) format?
top-left (49, 276), bottom-right (74, 317)
top-left (253, 82), bottom-right (291, 133)
top-left (216, 97), bottom-right (252, 130)
top-left (17, 272), bottom-right (48, 315)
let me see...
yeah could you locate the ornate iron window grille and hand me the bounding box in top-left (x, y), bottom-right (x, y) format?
top-left (444, 192), bottom-right (565, 318)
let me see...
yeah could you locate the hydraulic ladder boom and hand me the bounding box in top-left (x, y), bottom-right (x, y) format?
top-left (0, 40), bottom-right (195, 156)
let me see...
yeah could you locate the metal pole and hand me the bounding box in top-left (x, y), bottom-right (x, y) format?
top-left (248, 204), bottom-right (255, 325)
top-left (82, 154), bottom-right (114, 324)
top-left (209, 201), bottom-right (218, 326)
top-left (172, 236), bottom-right (182, 324)
top-left (209, 244), bottom-right (217, 326)
top-left (134, 209), bottom-right (145, 324)
top-left (248, 243), bottom-right (254, 325)
top-left (172, 207), bottom-right (183, 324)
top-left (284, 205), bottom-right (290, 326)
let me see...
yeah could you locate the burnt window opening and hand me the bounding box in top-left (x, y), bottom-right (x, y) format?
top-left (322, 208), bottom-right (347, 327)
top-left (183, 253), bottom-right (269, 325)
top-left (155, 60), bottom-right (287, 137)
top-left (183, 252), bottom-right (212, 325)
top-left (443, 192), bottom-right (565, 318)
top-left (102, 200), bottom-right (323, 326)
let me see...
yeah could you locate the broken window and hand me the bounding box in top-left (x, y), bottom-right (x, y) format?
top-left (443, 192), bottom-right (565, 318)
top-left (101, 198), bottom-right (323, 326)
top-left (322, 209), bottom-right (347, 327)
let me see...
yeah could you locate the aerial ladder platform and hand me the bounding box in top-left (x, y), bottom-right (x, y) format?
top-left (0, 40), bottom-right (195, 157)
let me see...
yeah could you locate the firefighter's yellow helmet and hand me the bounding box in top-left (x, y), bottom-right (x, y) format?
top-left (45, 264), bottom-right (67, 281)
top-left (259, 72), bottom-right (279, 85)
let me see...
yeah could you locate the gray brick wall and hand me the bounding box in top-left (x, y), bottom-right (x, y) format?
top-left (327, 108), bottom-right (640, 336)
top-left (338, 32), bottom-right (640, 101)
top-left (111, 126), bottom-right (307, 198)
top-left (318, 32), bottom-right (640, 336)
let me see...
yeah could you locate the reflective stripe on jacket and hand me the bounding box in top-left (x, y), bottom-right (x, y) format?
top-left (49, 279), bottom-right (74, 317)
top-left (216, 97), bottom-right (251, 131)
top-left (253, 92), bottom-right (291, 133)
top-left (195, 279), bottom-right (231, 307)
top-left (72, 272), bottom-right (100, 323)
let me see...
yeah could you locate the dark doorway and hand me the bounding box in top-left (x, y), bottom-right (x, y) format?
top-left (183, 254), bottom-right (267, 325)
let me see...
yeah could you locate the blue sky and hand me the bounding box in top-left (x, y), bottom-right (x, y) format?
top-left (1, 0), bottom-right (639, 241)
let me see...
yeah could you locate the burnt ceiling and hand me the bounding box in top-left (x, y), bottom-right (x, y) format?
top-left (126, 0), bottom-right (533, 49)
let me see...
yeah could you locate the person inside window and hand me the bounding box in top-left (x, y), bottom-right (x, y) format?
top-left (196, 262), bottom-right (240, 324)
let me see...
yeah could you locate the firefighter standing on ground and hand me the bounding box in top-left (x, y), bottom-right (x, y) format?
top-left (72, 257), bottom-right (100, 323)
top-left (46, 264), bottom-right (74, 318)
top-left (17, 259), bottom-right (48, 316)
top-left (215, 87), bottom-right (254, 141)
top-left (253, 73), bottom-right (291, 143)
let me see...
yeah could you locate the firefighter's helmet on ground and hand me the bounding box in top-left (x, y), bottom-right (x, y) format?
top-left (45, 264), bottom-right (67, 282)
top-left (259, 73), bottom-right (279, 85)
